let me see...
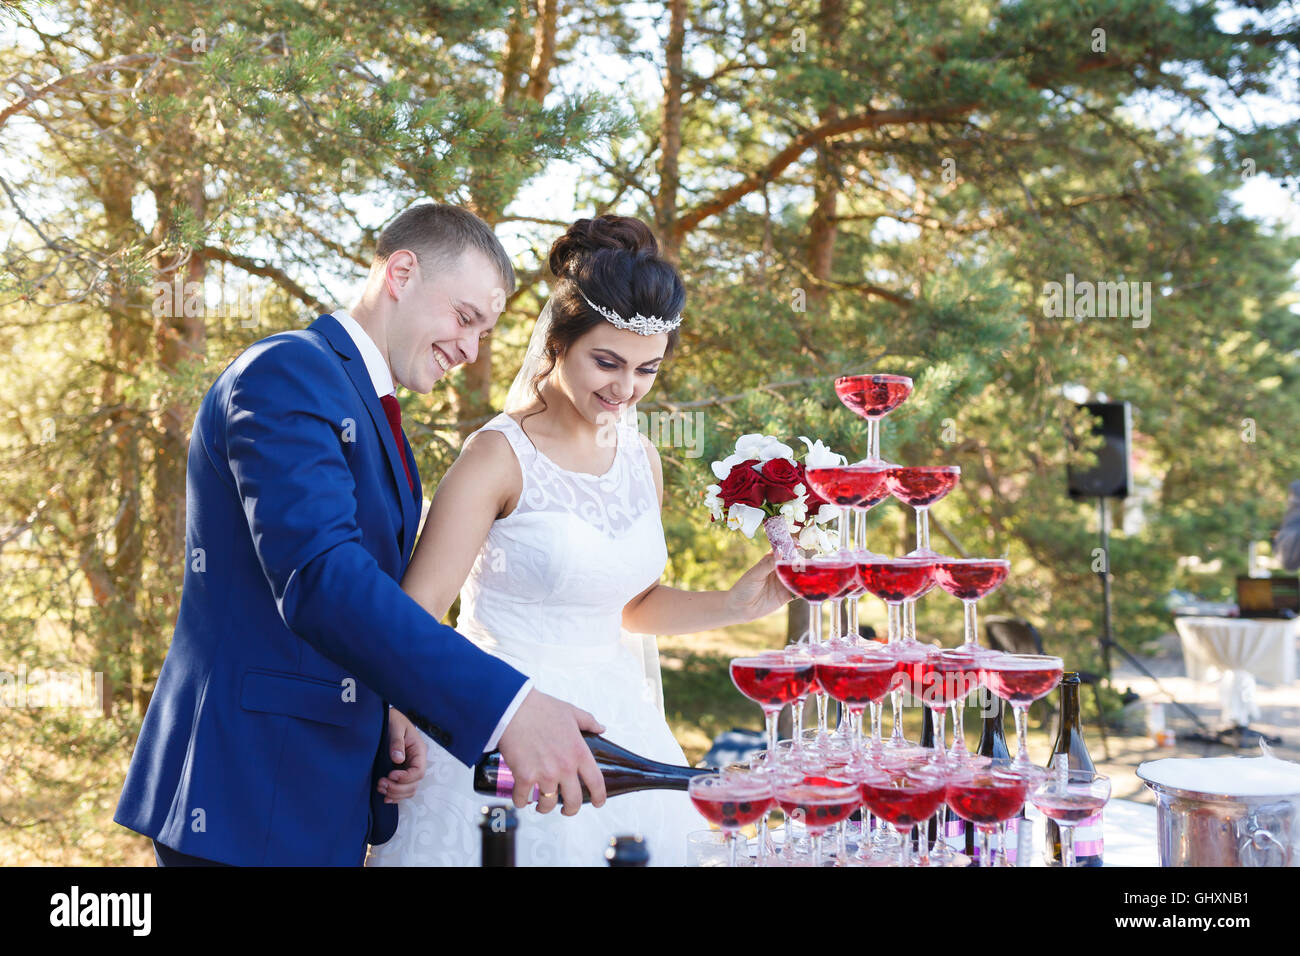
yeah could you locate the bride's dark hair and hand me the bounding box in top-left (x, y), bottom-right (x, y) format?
top-left (520, 215), bottom-right (685, 423)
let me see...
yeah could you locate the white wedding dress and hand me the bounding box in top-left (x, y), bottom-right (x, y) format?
top-left (365, 411), bottom-right (701, 867)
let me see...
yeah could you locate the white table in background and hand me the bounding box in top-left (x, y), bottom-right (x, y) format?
top-left (1172, 616), bottom-right (1298, 729)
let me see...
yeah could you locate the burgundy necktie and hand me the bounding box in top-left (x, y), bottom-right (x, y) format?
top-left (379, 394), bottom-right (414, 493)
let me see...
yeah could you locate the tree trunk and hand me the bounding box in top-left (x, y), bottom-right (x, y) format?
top-left (657, 0), bottom-right (686, 262)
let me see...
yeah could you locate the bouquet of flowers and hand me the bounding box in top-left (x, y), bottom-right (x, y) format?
top-left (703, 434), bottom-right (845, 558)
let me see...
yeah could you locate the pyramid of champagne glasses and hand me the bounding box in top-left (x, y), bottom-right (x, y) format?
top-left (691, 373), bottom-right (1105, 867)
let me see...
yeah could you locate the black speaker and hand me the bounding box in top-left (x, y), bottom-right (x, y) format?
top-left (1066, 401), bottom-right (1132, 499)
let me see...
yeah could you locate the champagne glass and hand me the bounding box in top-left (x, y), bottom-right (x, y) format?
top-left (729, 656), bottom-right (815, 756)
top-left (834, 374), bottom-right (913, 464)
top-left (982, 654), bottom-right (1063, 771)
top-left (773, 778), bottom-right (862, 867)
top-left (943, 762), bottom-right (1030, 868)
top-left (1031, 764), bottom-right (1111, 868)
top-left (917, 648), bottom-right (982, 863)
top-left (856, 765), bottom-right (949, 867)
top-left (858, 556), bottom-right (936, 747)
top-left (933, 558), bottom-right (1011, 651)
top-left (775, 554), bottom-right (859, 648)
top-left (813, 652), bottom-right (896, 775)
top-left (887, 465), bottom-right (960, 556)
top-left (689, 773), bottom-right (775, 868)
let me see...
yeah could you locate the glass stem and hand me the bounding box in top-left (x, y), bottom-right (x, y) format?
top-left (868, 419), bottom-right (880, 463)
top-left (964, 599), bottom-right (978, 648)
top-left (978, 825), bottom-right (994, 868)
top-left (1061, 824), bottom-right (1076, 868)
top-left (728, 829), bottom-right (740, 868)
top-left (896, 825), bottom-right (911, 866)
top-left (792, 696), bottom-right (806, 755)
top-left (854, 508), bottom-right (866, 552)
top-left (764, 708), bottom-right (779, 755)
top-left (809, 600), bottom-right (823, 645)
top-left (829, 598), bottom-right (843, 642)
top-left (917, 506), bottom-right (931, 552)
top-left (931, 706), bottom-right (946, 753)
top-left (1013, 704), bottom-right (1030, 764)
top-left (950, 699), bottom-right (968, 757)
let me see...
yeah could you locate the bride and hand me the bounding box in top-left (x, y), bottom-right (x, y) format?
top-left (365, 215), bottom-right (792, 866)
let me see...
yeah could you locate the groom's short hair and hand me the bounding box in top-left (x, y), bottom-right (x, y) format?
top-left (375, 203), bottom-right (515, 294)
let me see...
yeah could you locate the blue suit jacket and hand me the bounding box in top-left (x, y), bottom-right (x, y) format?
top-left (113, 314), bottom-right (527, 865)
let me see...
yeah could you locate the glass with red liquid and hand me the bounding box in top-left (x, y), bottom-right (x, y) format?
top-left (919, 648), bottom-right (982, 756)
top-left (944, 762), bottom-right (1030, 867)
top-left (814, 653), bottom-right (896, 771)
top-left (856, 765), bottom-right (950, 867)
top-left (804, 464), bottom-right (892, 636)
top-left (773, 778), bottom-right (862, 866)
top-left (775, 555), bottom-right (859, 647)
top-left (730, 656), bottom-right (816, 755)
top-left (689, 772), bottom-right (775, 867)
top-left (933, 558), bottom-right (1011, 650)
top-left (834, 373), bottom-right (913, 464)
top-left (887, 465), bottom-right (960, 556)
top-left (982, 654), bottom-right (1063, 770)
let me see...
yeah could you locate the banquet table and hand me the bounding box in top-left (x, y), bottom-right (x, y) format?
top-left (1172, 616), bottom-right (1298, 731)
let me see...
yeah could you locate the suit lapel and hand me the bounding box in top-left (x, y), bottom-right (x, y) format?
top-left (309, 314), bottom-right (419, 561)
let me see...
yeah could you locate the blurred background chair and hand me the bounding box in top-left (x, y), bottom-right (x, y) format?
top-left (983, 615), bottom-right (1111, 758)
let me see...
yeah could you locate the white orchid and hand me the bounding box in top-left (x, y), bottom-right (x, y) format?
top-left (710, 452), bottom-right (745, 480)
top-left (799, 435), bottom-right (848, 469)
top-left (725, 502), bottom-right (766, 539)
top-left (813, 503), bottom-right (841, 525)
top-left (778, 497), bottom-right (809, 526)
top-left (736, 432), bottom-right (794, 462)
top-left (798, 522), bottom-right (839, 554)
top-left (703, 483), bottom-right (724, 521)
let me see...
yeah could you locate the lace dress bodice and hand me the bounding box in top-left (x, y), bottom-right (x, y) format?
top-left (455, 412), bottom-right (668, 661)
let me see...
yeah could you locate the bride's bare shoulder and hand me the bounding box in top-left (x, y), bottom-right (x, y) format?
top-left (452, 422), bottom-right (523, 518)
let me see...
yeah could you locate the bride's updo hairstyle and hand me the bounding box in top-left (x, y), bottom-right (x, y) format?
top-left (522, 215), bottom-right (685, 420)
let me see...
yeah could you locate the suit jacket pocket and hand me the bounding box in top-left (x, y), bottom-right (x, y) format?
top-left (239, 669), bottom-right (354, 727)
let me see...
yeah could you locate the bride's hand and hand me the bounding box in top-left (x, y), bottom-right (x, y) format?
top-left (378, 707), bottom-right (428, 803)
top-left (725, 552), bottom-right (793, 622)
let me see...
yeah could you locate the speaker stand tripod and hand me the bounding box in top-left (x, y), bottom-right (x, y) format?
top-left (1092, 496), bottom-right (1222, 743)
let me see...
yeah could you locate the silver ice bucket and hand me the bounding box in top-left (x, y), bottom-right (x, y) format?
top-left (1138, 758), bottom-right (1300, 867)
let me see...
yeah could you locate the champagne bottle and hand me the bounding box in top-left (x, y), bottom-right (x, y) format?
top-left (1044, 672), bottom-right (1103, 866)
top-left (964, 688), bottom-right (1012, 864)
top-left (605, 834), bottom-right (650, 867)
top-left (479, 805), bottom-right (517, 867)
top-left (473, 732), bottom-right (701, 804)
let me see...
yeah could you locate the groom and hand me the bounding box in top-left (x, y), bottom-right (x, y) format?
top-left (115, 203), bottom-right (607, 866)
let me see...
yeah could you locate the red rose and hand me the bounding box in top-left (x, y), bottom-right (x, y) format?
top-left (759, 458), bottom-right (803, 504)
top-left (717, 458), bottom-right (765, 508)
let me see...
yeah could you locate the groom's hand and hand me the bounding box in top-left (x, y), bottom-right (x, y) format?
top-left (378, 708), bottom-right (428, 803)
top-left (497, 689), bottom-right (607, 816)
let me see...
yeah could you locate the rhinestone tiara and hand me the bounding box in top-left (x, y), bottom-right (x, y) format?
top-left (579, 290), bottom-right (682, 335)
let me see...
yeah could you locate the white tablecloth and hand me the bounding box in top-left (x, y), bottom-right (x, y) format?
top-left (747, 798), bottom-right (1159, 866)
top-left (1173, 616), bottom-right (1299, 726)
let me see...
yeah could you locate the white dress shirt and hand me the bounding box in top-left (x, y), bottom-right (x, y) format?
top-left (330, 309), bottom-right (531, 752)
